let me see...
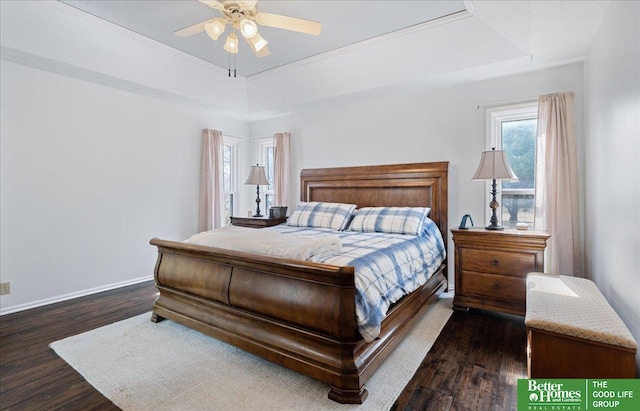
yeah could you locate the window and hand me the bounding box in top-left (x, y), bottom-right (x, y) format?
top-left (487, 103), bottom-right (538, 229)
top-left (223, 138), bottom-right (239, 225)
top-left (258, 139), bottom-right (275, 212)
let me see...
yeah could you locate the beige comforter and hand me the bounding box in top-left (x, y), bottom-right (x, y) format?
top-left (187, 225), bottom-right (341, 262)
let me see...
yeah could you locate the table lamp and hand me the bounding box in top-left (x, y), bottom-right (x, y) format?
top-left (472, 147), bottom-right (518, 230)
top-left (245, 164), bottom-right (270, 217)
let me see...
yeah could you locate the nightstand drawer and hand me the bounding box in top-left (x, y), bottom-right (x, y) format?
top-left (460, 248), bottom-right (535, 277)
top-left (459, 271), bottom-right (525, 302)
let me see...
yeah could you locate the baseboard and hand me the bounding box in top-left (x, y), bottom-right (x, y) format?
top-left (0, 276), bottom-right (154, 316)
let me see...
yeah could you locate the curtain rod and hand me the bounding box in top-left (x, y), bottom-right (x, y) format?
top-left (220, 133), bottom-right (284, 140)
top-left (475, 96), bottom-right (538, 109)
top-left (220, 133), bottom-right (272, 140)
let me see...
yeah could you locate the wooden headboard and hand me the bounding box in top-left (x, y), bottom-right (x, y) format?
top-left (300, 162), bottom-right (449, 244)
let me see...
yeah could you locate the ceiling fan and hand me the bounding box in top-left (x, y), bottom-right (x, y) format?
top-left (175, 0), bottom-right (322, 58)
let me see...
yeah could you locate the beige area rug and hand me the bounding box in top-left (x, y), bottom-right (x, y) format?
top-left (50, 297), bottom-right (452, 411)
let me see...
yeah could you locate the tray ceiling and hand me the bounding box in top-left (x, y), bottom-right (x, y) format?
top-left (60, 0), bottom-right (468, 77)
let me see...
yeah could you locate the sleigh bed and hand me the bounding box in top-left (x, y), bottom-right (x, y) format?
top-left (150, 161), bottom-right (449, 403)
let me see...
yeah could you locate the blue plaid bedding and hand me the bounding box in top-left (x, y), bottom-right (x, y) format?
top-left (266, 218), bottom-right (446, 342)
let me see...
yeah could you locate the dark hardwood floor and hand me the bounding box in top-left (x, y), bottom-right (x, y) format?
top-left (392, 307), bottom-right (527, 411)
top-left (0, 281), bottom-right (158, 411)
top-left (0, 282), bottom-right (526, 410)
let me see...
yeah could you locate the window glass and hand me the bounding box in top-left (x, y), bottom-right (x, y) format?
top-left (265, 193), bottom-right (274, 213)
top-left (259, 140), bottom-right (275, 210)
top-left (265, 146), bottom-right (275, 192)
top-left (502, 119), bottom-right (536, 190)
top-left (223, 145), bottom-right (232, 192)
top-left (501, 118), bottom-right (536, 228)
top-left (224, 193), bottom-right (234, 225)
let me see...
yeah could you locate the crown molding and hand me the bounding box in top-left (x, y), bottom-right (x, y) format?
top-left (0, 46), bottom-right (252, 121)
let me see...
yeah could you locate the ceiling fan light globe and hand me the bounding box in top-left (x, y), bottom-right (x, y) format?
top-left (223, 32), bottom-right (239, 54)
top-left (240, 18), bottom-right (258, 38)
top-left (250, 32), bottom-right (268, 52)
top-left (204, 18), bottom-right (225, 40)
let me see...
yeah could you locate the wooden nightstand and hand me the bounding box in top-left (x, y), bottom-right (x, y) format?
top-left (230, 216), bottom-right (287, 228)
top-left (451, 228), bottom-right (549, 316)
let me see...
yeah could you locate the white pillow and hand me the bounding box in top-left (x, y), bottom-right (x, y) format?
top-left (347, 207), bottom-right (431, 235)
top-left (287, 202), bottom-right (357, 231)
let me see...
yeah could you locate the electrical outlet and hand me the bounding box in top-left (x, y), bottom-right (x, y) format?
top-left (0, 282), bottom-right (10, 295)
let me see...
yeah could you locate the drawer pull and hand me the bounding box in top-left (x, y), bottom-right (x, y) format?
top-left (492, 258), bottom-right (500, 266)
top-left (492, 282), bottom-right (500, 289)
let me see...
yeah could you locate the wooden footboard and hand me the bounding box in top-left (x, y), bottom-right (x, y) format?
top-left (150, 237), bottom-right (446, 403)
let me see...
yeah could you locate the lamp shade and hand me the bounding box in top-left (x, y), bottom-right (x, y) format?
top-left (472, 149), bottom-right (518, 181)
top-left (245, 165), bottom-right (270, 185)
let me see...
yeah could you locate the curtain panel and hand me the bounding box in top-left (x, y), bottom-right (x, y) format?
top-left (273, 132), bottom-right (291, 209)
top-left (198, 129), bottom-right (224, 232)
top-left (534, 92), bottom-right (581, 276)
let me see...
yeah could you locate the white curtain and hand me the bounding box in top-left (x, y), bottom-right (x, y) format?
top-left (198, 129), bottom-right (224, 232)
top-left (273, 132), bottom-right (291, 208)
top-left (534, 92), bottom-right (581, 276)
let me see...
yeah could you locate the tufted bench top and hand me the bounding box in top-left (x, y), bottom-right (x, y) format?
top-left (526, 273), bottom-right (637, 350)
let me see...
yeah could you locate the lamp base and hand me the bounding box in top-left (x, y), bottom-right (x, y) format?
top-left (485, 179), bottom-right (504, 231)
top-left (485, 224), bottom-right (504, 231)
top-left (253, 184), bottom-right (262, 218)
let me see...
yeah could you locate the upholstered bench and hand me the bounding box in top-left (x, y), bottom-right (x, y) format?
top-left (525, 273), bottom-right (637, 378)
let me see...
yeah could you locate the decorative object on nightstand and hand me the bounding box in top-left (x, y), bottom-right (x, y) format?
top-left (245, 164), bottom-right (270, 217)
top-left (451, 228), bottom-right (549, 316)
top-left (472, 147), bottom-right (518, 230)
top-left (269, 206), bottom-right (288, 219)
top-left (458, 214), bottom-right (474, 229)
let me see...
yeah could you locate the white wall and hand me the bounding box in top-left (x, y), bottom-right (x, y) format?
top-left (250, 63), bottom-right (585, 284)
top-left (0, 61), bottom-right (249, 313)
top-left (585, 1), bottom-right (640, 373)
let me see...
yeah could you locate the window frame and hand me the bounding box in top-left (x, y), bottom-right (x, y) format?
top-left (484, 102), bottom-right (538, 228)
top-left (223, 136), bottom-right (240, 225)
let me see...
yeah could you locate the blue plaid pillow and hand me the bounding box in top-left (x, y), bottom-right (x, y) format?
top-left (347, 207), bottom-right (431, 235)
top-left (287, 202), bottom-right (357, 231)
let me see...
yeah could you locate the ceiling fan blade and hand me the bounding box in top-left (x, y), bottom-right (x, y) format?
top-left (256, 12), bottom-right (322, 36)
top-left (174, 17), bottom-right (221, 37)
top-left (198, 0), bottom-right (225, 11)
top-left (256, 45), bottom-right (271, 57)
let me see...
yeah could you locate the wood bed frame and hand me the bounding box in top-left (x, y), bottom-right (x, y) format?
top-left (150, 161), bottom-right (449, 403)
